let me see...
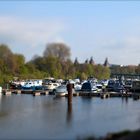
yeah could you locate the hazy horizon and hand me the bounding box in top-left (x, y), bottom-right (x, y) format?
top-left (0, 1), bottom-right (140, 65)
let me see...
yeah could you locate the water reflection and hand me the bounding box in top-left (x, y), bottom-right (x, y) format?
top-left (0, 95), bottom-right (8, 118)
top-left (66, 102), bottom-right (73, 125)
top-left (0, 95), bottom-right (10, 117)
top-left (122, 97), bottom-right (128, 104)
top-left (81, 96), bottom-right (93, 104)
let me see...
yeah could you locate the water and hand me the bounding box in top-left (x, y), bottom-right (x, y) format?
top-left (0, 94), bottom-right (140, 139)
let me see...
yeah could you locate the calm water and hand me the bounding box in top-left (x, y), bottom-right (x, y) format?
top-left (0, 94), bottom-right (140, 139)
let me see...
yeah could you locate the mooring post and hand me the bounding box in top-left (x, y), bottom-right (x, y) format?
top-left (66, 83), bottom-right (73, 124)
top-left (67, 83), bottom-right (73, 105)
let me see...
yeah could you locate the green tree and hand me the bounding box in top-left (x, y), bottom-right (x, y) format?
top-left (0, 44), bottom-right (16, 73)
top-left (43, 42), bottom-right (71, 61)
top-left (14, 54), bottom-right (25, 74)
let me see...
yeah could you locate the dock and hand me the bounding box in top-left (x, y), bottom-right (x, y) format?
top-left (2, 89), bottom-right (12, 95)
top-left (2, 89), bottom-right (49, 96)
top-left (79, 91), bottom-right (133, 98)
top-left (32, 90), bottom-right (49, 96)
top-left (79, 91), bottom-right (100, 97)
top-left (1, 89), bottom-right (140, 100)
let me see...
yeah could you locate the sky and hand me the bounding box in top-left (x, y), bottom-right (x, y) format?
top-left (0, 1), bottom-right (140, 65)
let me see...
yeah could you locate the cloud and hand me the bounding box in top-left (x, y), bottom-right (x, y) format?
top-left (0, 16), bottom-right (139, 65)
top-left (0, 16), bottom-right (67, 60)
top-left (95, 36), bottom-right (140, 65)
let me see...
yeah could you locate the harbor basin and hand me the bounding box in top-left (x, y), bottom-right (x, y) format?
top-left (0, 94), bottom-right (140, 139)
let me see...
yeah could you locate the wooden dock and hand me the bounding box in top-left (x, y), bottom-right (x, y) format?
top-left (2, 89), bottom-right (49, 96)
top-left (12, 89), bottom-right (21, 94)
top-left (33, 90), bottom-right (49, 96)
top-left (79, 92), bottom-right (100, 97)
top-left (79, 91), bottom-right (133, 98)
top-left (2, 89), bottom-right (12, 95)
top-left (21, 89), bottom-right (33, 94)
top-left (1, 89), bottom-right (140, 100)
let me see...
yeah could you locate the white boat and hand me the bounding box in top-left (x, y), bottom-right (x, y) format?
top-left (68, 79), bottom-right (82, 91)
top-left (42, 78), bottom-right (60, 91)
top-left (22, 79), bottom-right (42, 90)
top-left (74, 83), bottom-right (82, 91)
top-left (43, 82), bottom-right (60, 91)
top-left (96, 82), bottom-right (103, 90)
top-left (0, 86), bottom-right (2, 95)
top-left (54, 85), bottom-right (67, 97)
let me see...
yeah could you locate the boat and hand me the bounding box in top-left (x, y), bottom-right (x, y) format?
top-left (81, 81), bottom-right (98, 92)
top-left (113, 81), bottom-right (125, 93)
top-left (43, 82), bottom-right (60, 91)
top-left (53, 85), bottom-right (67, 97)
top-left (132, 80), bottom-right (140, 92)
top-left (68, 79), bottom-right (82, 91)
top-left (42, 78), bottom-right (60, 91)
top-left (22, 80), bottom-right (42, 90)
top-left (0, 86), bottom-right (2, 95)
top-left (124, 80), bottom-right (133, 91)
top-left (9, 80), bottom-right (25, 89)
top-left (101, 79), bottom-right (109, 86)
top-left (96, 82), bottom-right (103, 91)
top-left (106, 79), bottom-right (116, 91)
top-left (74, 83), bottom-right (82, 91)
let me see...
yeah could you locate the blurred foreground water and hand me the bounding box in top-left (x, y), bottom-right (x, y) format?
top-left (0, 94), bottom-right (140, 139)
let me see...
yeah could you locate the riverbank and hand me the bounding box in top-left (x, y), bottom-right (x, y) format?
top-left (82, 129), bottom-right (140, 140)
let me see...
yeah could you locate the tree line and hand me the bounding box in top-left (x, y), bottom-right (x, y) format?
top-left (110, 65), bottom-right (140, 75)
top-left (0, 43), bottom-right (139, 84)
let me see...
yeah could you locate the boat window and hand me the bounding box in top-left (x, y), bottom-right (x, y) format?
top-left (53, 84), bottom-right (58, 86)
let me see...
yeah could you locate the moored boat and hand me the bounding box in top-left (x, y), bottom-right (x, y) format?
top-left (81, 81), bottom-right (98, 92)
top-left (132, 80), bottom-right (140, 92)
top-left (53, 85), bottom-right (67, 97)
top-left (0, 86), bottom-right (2, 95)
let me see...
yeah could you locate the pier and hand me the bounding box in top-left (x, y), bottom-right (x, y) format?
top-left (1, 89), bottom-right (140, 101)
top-left (2, 89), bottom-right (12, 95)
